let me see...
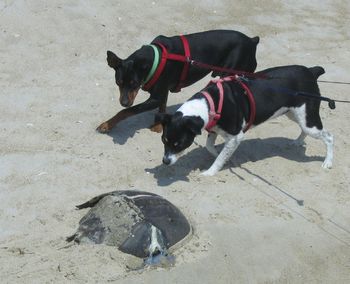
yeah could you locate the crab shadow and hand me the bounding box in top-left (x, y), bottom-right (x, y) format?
top-left (102, 104), bottom-right (181, 145)
top-left (146, 137), bottom-right (324, 187)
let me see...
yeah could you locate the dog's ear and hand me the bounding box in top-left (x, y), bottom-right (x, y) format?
top-left (184, 116), bottom-right (203, 135)
top-left (106, 50), bottom-right (122, 69)
top-left (155, 113), bottom-right (171, 125)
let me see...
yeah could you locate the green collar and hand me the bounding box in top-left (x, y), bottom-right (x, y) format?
top-left (142, 45), bottom-right (160, 86)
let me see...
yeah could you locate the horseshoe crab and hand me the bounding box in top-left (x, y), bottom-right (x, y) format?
top-left (67, 190), bottom-right (191, 267)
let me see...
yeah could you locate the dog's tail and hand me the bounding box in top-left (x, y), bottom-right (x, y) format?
top-left (251, 36), bottom-right (260, 45)
top-left (309, 66), bottom-right (325, 79)
top-left (298, 66), bottom-right (336, 109)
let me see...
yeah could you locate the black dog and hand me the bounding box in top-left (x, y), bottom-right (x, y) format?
top-left (156, 65), bottom-right (334, 176)
top-left (97, 30), bottom-right (259, 133)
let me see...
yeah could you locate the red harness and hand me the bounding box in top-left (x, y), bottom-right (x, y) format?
top-left (142, 35), bottom-right (266, 92)
top-left (142, 35), bottom-right (191, 92)
top-left (201, 76), bottom-right (256, 133)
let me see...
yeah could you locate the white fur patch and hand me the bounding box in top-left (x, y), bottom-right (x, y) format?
top-left (206, 132), bottom-right (218, 157)
top-left (164, 153), bottom-right (178, 165)
top-left (287, 104), bottom-right (333, 168)
top-left (268, 106), bottom-right (290, 121)
top-left (178, 98), bottom-right (209, 128)
top-left (202, 131), bottom-right (244, 176)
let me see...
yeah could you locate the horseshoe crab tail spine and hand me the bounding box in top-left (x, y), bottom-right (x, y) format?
top-left (148, 225), bottom-right (165, 256)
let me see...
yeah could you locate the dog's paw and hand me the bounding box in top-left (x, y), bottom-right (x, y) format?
top-left (150, 123), bottom-right (163, 133)
top-left (200, 169), bottom-right (217, 176)
top-left (96, 122), bottom-right (111, 134)
top-left (322, 160), bottom-right (332, 169)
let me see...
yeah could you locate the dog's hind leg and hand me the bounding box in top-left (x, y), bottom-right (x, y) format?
top-left (286, 111), bottom-right (306, 146)
top-left (320, 130), bottom-right (334, 168)
top-left (202, 131), bottom-right (244, 176)
top-left (290, 104), bottom-right (334, 168)
top-left (303, 128), bottom-right (333, 169)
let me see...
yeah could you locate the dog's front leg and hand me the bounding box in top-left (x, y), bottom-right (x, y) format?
top-left (96, 97), bottom-right (160, 133)
top-left (150, 90), bottom-right (169, 133)
top-left (201, 132), bottom-right (244, 176)
top-left (206, 132), bottom-right (219, 157)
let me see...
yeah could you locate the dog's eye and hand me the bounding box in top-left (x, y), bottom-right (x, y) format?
top-left (174, 142), bottom-right (179, 147)
top-left (116, 79), bottom-right (123, 85)
top-left (130, 80), bottom-right (139, 88)
top-left (162, 136), bottom-right (168, 143)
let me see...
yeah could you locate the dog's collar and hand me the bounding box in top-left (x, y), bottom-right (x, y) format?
top-left (201, 76), bottom-right (256, 133)
top-left (142, 35), bottom-right (191, 92)
top-left (142, 45), bottom-right (160, 87)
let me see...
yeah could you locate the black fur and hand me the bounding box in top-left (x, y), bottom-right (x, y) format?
top-left (159, 65), bottom-right (328, 159)
top-left (203, 65), bottom-right (326, 135)
top-left (97, 30), bottom-right (259, 133)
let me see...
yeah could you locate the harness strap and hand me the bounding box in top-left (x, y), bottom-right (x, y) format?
top-left (202, 78), bottom-right (225, 132)
top-left (142, 35), bottom-right (191, 92)
top-left (237, 79), bottom-right (256, 133)
top-left (202, 76), bottom-right (256, 133)
top-left (237, 79), bottom-right (256, 132)
top-left (174, 35), bottom-right (191, 92)
top-left (190, 60), bottom-right (267, 79)
top-left (202, 91), bottom-right (221, 131)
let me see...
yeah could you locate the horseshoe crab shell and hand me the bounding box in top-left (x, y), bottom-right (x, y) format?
top-left (67, 190), bottom-right (191, 260)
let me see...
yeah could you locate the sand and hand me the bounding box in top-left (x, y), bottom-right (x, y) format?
top-left (1, 0), bottom-right (349, 283)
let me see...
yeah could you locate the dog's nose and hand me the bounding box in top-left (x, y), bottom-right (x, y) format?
top-left (120, 99), bottom-right (131, 108)
top-left (162, 156), bottom-right (171, 165)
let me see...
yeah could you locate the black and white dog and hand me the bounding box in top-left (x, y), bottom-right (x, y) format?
top-left (156, 65), bottom-right (334, 176)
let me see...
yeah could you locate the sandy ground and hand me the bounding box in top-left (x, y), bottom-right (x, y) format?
top-left (1, 0), bottom-right (350, 283)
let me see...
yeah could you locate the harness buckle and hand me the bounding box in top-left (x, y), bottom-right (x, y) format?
top-left (213, 113), bottom-right (221, 121)
top-left (237, 75), bottom-right (249, 82)
top-left (208, 110), bottom-right (216, 120)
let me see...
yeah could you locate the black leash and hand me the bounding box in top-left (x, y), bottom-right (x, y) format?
top-left (189, 59), bottom-right (350, 106)
top-left (190, 58), bottom-right (350, 86)
top-left (294, 92), bottom-right (350, 109)
top-left (318, 80), bottom-right (350, 85)
top-left (264, 86), bottom-right (350, 110)
top-left (296, 92), bottom-right (336, 109)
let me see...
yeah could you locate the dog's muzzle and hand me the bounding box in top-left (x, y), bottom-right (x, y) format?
top-left (162, 153), bottom-right (177, 165)
top-left (119, 88), bottom-right (139, 108)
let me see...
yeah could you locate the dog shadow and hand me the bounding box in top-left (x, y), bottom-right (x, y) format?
top-left (103, 104), bottom-right (181, 145)
top-left (145, 146), bottom-right (210, 186)
top-left (228, 137), bottom-right (324, 167)
top-left (146, 137), bottom-right (324, 186)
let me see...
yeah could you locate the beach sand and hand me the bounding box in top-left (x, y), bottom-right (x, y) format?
top-left (1, 0), bottom-right (349, 283)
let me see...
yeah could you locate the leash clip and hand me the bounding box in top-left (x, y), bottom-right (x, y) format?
top-left (237, 75), bottom-right (249, 82)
